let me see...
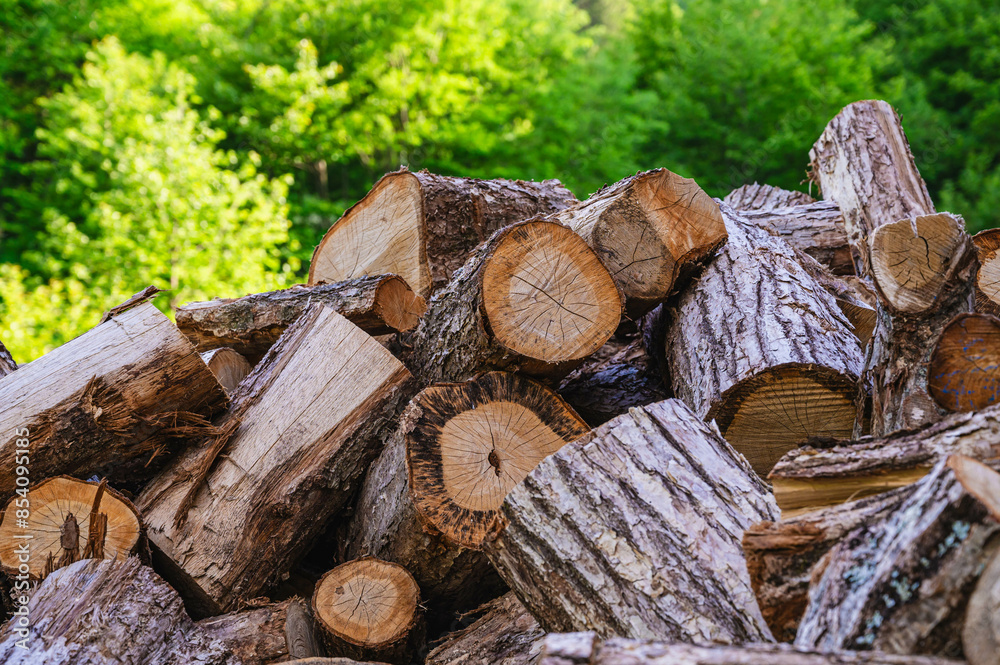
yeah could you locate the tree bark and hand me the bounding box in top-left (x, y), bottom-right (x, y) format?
top-left (795, 454), bottom-right (1000, 656)
top-left (197, 598), bottom-right (323, 664)
top-left (485, 398), bottom-right (777, 643)
top-left (138, 304), bottom-right (414, 616)
top-left (0, 339), bottom-right (15, 376)
top-left (426, 592), bottom-right (544, 665)
top-left (790, 248), bottom-right (876, 346)
top-left (663, 202), bottom-right (863, 476)
top-left (740, 202), bottom-right (852, 276)
top-left (309, 168), bottom-right (577, 298)
top-left (177, 275), bottom-right (426, 363)
top-left (0, 301), bottom-right (227, 501)
top-left (403, 219), bottom-right (621, 385)
top-left (725, 183), bottom-right (816, 211)
top-left (963, 548), bottom-right (1000, 665)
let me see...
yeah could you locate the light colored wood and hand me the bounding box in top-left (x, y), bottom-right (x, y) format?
top-left (972, 228), bottom-right (1000, 316)
top-left (197, 598), bottom-right (322, 664)
top-left (0, 302), bottom-right (227, 500)
top-left (200, 348), bottom-right (252, 395)
top-left (426, 592), bottom-right (544, 665)
top-left (138, 305), bottom-right (414, 616)
top-left (485, 398), bottom-right (777, 643)
top-left (963, 548), bottom-right (1000, 665)
top-left (725, 183), bottom-right (816, 211)
top-left (928, 313), bottom-right (1000, 412)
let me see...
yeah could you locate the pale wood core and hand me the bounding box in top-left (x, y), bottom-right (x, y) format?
top-left (482, 221), bottom-right (620, 363)
top-left (929, 314), bottom-right (1000, 412)
top-left (376, 276), bottom-right (426, 332)
top-left (313, 558), bottom-right (418, 647)
top-left (949, 454), bottom-right (1000, 520)
top-left (201, 348), bottom-right (252, 395)
top-left (771, 468), bottom-right (930, 517)
top-left (973, 229), bottom-right (1000, 315)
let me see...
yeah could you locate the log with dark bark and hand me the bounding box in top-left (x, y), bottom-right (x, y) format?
top-left (197, 598), bottom-right (323, 664)
top-left (794, 454), bottom-right (1000, 656)
top-left (0, 339), bottom-right (14, 376)
top-left (485, 398), bottom-right (777, 643)
top-left (426, 592), bottom-right (544, 665)
top-left (661, 202), bottom-right (863, 475)
top-left (927, 313), bottom-right (1000, 412)
top-left (725, 183), bottom-right (816, 211)
top-left (972, 229), bottom-right (1000, 316)
top-left (741, 202), bottom-right (852, 276)
top-left (309, 169), bottom-right (577, 298)
top-left (403, 219), bottom-right (622, 384)
top-left (343, 372), bottom-right (587, 611)
top-left (200, 348), bottom-right (252, 395)
top-left (177, 275), bottom-right (427, 362)
top-left (0, 301), bottom-right (227, 500)
top-left (138, 304), bottom-right (414, 616)
top-left (963, 548), bottom-right (1000, 665)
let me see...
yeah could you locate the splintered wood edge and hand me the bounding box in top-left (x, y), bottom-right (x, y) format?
top-left (309, 170), bottom-right (431, 298)
top-left (770, 468), bottom-right (931, 516)
top-left (973, 228), bottom-right (1000, 317)
top-left (928, 313), bottom-right (1000, 413)
top-left (373, 276), bottom-right (426, 332)
top-left (482, 221), bottom-right (621, 364)
top-left (200, 348), bottom-right (253, 395)
top-left (406, 371), bottom-right (590, 549)
top-left (0, 475), bottom-right (142, 578)
top-left (312, 558), bottom-right (419, 649)
top-left (837, 298), bottom-right (877, 346)
top-left (948, 454), bottom-right (1000, 520)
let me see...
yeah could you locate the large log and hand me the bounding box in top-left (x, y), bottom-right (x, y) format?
top-left (725, 183), bottom-right (816, 210)
top-left (0, 301), bottom-right (227, 500)
top-left (485, 398), bottom-right (777, 643)
top-left (403, 219), bottom-right (622, 384)
top-left (138, 304), bottom-right (414, 616)
top-left (177, 275), bottom-right (427, 362)
top-left (0, 339), bottom-right (14, 376)
top-left (426, 592), bottom-right (544, 665)
top-left (795, 454), bottom-right (1000, 656)
top-left (309, 169), bottom-right (577, 298)
top-left (197, 598), bottom-right (323, 664)
top-left (662, 202), bottom-right (863, 475)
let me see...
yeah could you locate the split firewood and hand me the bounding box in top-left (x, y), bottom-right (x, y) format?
top-left (426, 592), bottom-right (544, 665)
top-left (927, 313), bottom-right (1000, 412)
top-left (312, 558), bottom-right (424, 665)
top-left (661, 202), bottom-right (863, 476)
top-left (537, 632), bottom-right (963, 665)
top-left (725, 183), bottom-right (816, 211)
top-left (404, 219), bottom-right (622, 384)
top-left (344, 371), bottom-right (588, 611)
top-left (972, 229), bottom-right (1000, 316)
top-left (138, 304), bottom-right (414, 616)
top-left (795, 454), bottom-right (1000, 655)
top-left (484, 398), bottom-right (777, 642)
top-left (0, 339), bottom-right (15, 376)
top-left (200, 348), bottom-right (252, 395)
top-left (0, 557), bottom-right (241, 664)
top-left (0, 476), bottom-right (141, 579)
top-left (741, 202), bottom-right (852, 276)
top-left (963, 548), bottom-right (1000, 665)
top-left (177, 275), bottom-right (427, 361)
top-left (0, 300), bottom-right (227, 499)
top-left (309, 169), bottom-right (577, 298)
top-left (197, 598), bottom-right (323, 664)
top-left (547, 168), bottom-right (727, 317)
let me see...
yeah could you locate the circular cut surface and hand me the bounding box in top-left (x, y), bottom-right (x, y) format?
top-left (0, 476), bottom-right (141, 578)
top-left (929, 313), bottom-right (1000, 413)
top-left (375, 276), bottom-right (426, 332)
top-left (407, 371), bottom-right (589, 548)
top-left (973, 229), bottom-right (1000, 317)
top-left (201, 347), bottom-right (252, 395)
top-left (482, 221), bottom-right (620, 363)
top-left (313, 558), bottom-right (419, 648)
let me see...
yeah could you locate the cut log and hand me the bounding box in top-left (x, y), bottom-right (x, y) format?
top-left (791, 248), bottom-right (876, 345)
top-left (138, 304), bottom-right (414, 616)
top-left (662, 202), bottom-right (863, 476)
top-left (309, 169), bottom-right (577, 298)
top-left (794, 454), bottom-right (1000, 656)
top-left (0, 301), bottom-right (227, 500)
top-left (177, 275), bottom-right (427, 361)
top-left (344, 371), bottom-right (587, 611)
top-left (312, 558), bottom-right (423, 665)
top-left (537, 632), bottom-right (963, 665)
top-left (404, 219), bottom-right (621, 384)
top-left (972, 229), bottom-right (1000, 316)
top-left (197, 598), bottom-right (323, 664)
top-left (485, 398), bottom-right (778, 642)
top-left (0, 557), bottom-right (241, 664)
top-left (0, 339), bottom-right (15, 376)
top-left (928, 313), bottom-right (1000, 412)
top-left (741, 202), bottom-right (852, 276)
top-left (725, 183), bottom-right (816, 210)
top-left (549, 168), bottom-right (727, 317)
top-left (200, 348), bottom-right (252, 395)
top-left (963, 548), bottom-right (1000, 665)
top-left (426, 592), bottom-right (544, 665)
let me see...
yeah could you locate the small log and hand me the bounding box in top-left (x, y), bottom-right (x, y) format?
top-left (200, 348), bottom-right (252, 395)
top-left (963, 548), bottom-right (1000, 665)
top-left (741, 202), bottom-right (852, 276)
top-left (404, 219), bottom-right (621, 384)
top-left (0, 339), bottom-right (15, 376)
top-left (0, 301), bottom-right (227, 499)
top-left (663, 203), bottom-right (863, 475)
top-left (344, 371), bottom-right (587, 611)
top-left (312, 558), bottom-right (424, 665)
top-left (309, 169), bottom-right (577, 298)
top-left (795, 454), bottom-right (1000, 655)
top-left (426, 592), bottom-right (544, 665)
top-left (138, 304), bottom-right (414, 616)
top-left (485, 398), bottom-right (777, 642)
top-left (928, 313), bottom-right (1000, 412)
top-left (197, 598), bottom-right (323, 664)
top-left (972, 229), bottom-right (1000, 316)
top-left (725, 183), bottom-right (816, 210)
top-left (177, 275), bottom-right (426, 361)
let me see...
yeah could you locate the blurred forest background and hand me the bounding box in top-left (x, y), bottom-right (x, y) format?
top-left (1, 0), bottom-right (998, 360)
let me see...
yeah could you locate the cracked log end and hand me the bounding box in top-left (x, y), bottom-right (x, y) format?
top-left (407, 371), bottom-right (589, 549)
top-left (929, 313), bottom-right (1000, 413)
top-left (972, 229), bottom-right (1000, 317)
top-left (0, 476), bottom-right (141, 579)
top-left (200, 348), bottom-right (252, 395)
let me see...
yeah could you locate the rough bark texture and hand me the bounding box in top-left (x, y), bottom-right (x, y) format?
top-left (485, 398), bottom-right (778, 643)
top-left (425, 592), bottom-right (545, 665)
top-left (795, 455), bottom-right (1000, 656)
top-left (725, 183), bottom-right (816, 211)
top-left (138, 305), bottom-right (414, 616)
top-left (177, 275), bottom-right (426, 362)
top-left (0, 558), bottom-right (241, 664)
top-left (198, 598), bottom-right (322, 664)
top-left (963, 548), bottom-right (1000, 665)
top-left (0, 339), bottom-right (15, 376)
top-left (0, 302), bottom-right (227, 501)
top-left (790, 249), bottom-right (876, 345)
top-left (741, 202), bottom-right (852, 276)
top-left (537, 632), bottom-right (963, 665)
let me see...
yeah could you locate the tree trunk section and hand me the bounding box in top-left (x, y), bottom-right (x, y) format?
top-left (138, 304), bottom-right (414, 616)
top-left (426, 592), bottom-right (544, 665)
top-left (972, 228), bottom-right (1000, 316)
top-left (200, 348), bottom-right (252, 395)
top-left (198, 598), bottom-right (322, 664)
top-left (927, 313), bottom-right (1000, 413)
top-left (740, 201), bottom-right (852, 276)
top-left (725, 183), bottom-right (816, 211)
top-left (485, 398), bottom-right (777, 643)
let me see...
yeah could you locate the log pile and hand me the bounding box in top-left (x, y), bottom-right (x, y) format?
top-left (2, 100), bottom-right (1000, 665)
